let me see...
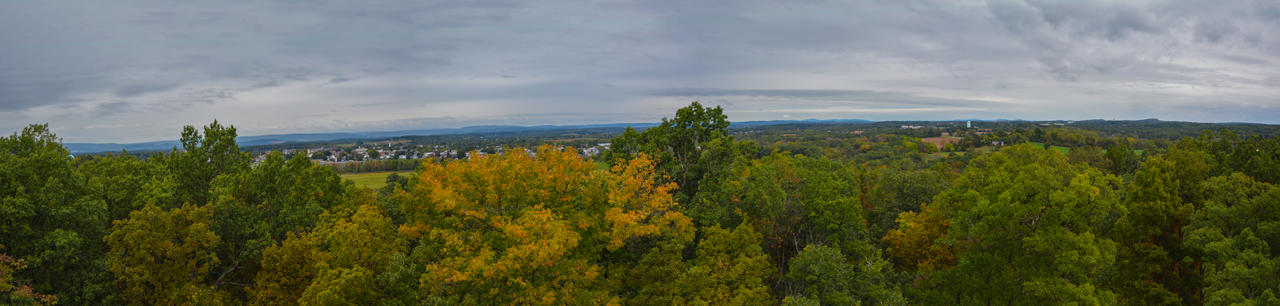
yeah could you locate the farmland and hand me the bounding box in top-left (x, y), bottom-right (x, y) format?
top-left (340, 170), bottom-right (413, 189)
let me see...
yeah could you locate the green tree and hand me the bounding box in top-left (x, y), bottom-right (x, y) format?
top-left (298, 264), bottom-right (380, 305)
top-left (0, 124), bottom-right (113, 303)
top-left (1111, 153), bottom-right (1212, 305)
top-left (206, 151), bottom-right (350, 298)
top-left (383, 172), bottom-right (408, 190)
top-left (250, 205), bottom-right (406, 305)
top-left (248, 233), bottom-right (323, 306)
top-left (784, 244), bottom-right (902, 305)
top-left (605, 102), bottom-right (750, 209)
top-left (867, 169), bottom-right (947, 241)
top-left (79, 152), bottom-right (153, 222)
top-left (604, 237), bottom-right (692, 304)
top-left (106, 204), bottom-right (223, 305)
top-left (1067, 146), bottom-right (1107, 170)
top-left (160, 120), bottom-right (251, 208)
top-left (695, 153), bottom-right (876, 279)
top-left (682, 224), bottom-right (776, 305)
top-left (1180, 130), bottom-right (1280, 184)
top-left (1105, 141), bottom-right (1139, 175)
top-left (1184, 173), bottom-right (1280, 305)
top-left (917, 144), bottom-right (1122, 305)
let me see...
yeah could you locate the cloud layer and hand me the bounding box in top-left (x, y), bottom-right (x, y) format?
top-left (2, 0), bottom-right (1278, 142)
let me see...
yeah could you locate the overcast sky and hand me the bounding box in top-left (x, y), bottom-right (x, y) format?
top-left (3, 0), bottom-right (1279, 142)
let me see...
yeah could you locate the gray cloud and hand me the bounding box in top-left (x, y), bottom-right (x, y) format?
top-left (1, 0), bottom-right (1278, 142)
top-left (649, 88), bottom-right (1011, 108)
top-left (95, 101), bottom-right (133, 116)
top-left (114, 82), bottom-right (183, 98)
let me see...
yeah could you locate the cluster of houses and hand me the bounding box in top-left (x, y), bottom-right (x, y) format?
top-left (253, 142), bottom-right (612, 165)
top-left (898, 121), bottom-right (997, 135)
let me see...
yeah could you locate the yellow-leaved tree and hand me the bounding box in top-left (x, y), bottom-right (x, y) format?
top-left (399, 145), bottom-right (693, 305)
top-left (105, 204), bottom-right (223, 305)
top-left (249, 204), bottom-right (405, 305)
top-left (882, 203), bottom-right (957, 272)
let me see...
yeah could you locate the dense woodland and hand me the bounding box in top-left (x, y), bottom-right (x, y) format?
top-left (3, 102), bottom-right (1280, 305)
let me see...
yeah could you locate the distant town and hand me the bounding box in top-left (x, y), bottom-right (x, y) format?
top-left (255, 141), bottom-right (612, 165)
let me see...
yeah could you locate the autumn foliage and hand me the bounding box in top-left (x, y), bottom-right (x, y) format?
top-left (4, 103), bottom-right (1280, 305)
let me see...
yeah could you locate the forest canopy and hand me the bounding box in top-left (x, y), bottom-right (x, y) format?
top-left (3, 103), bottom-right (1280, 305)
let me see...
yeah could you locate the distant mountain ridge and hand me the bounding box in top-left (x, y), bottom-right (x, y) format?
top-left (67, 117), bottom-right (1275, 154)
top-left (76, 117), bottom-right (1273, 154)
top-left (63, 119), bottom-right (872, 153)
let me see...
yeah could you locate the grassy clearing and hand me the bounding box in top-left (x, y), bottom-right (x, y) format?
top-left (1028, 142), bottom-right (1070, 154)
top-left (931, 151), bottom-right (966, 158)
top-left (341, 170), bottom-right (413, 189)
top-left (1102, 148), bottom-right (1146, 156)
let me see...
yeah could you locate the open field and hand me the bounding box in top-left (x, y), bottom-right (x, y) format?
top-left (921, 136), bottom-right (962, 150)
top-left (1028, 142), bottom-right (1070, 154)
top-left (341, 170), bottom-right (413, 189)
top-left (1100, 148), bottom-right (1146, 155)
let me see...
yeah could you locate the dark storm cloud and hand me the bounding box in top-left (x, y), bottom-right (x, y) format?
top-left (1, 0), bottom-right (1278, 142)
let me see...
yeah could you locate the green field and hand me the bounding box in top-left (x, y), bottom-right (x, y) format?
top-left (341, 171), bottom-right (413, 189)
top-left (1028, 142), bottom-right (1070, 154)
top-left (1101, 148), bottom-right (1145, 155)
top-left (932, 151), bottom-right (966, 158)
